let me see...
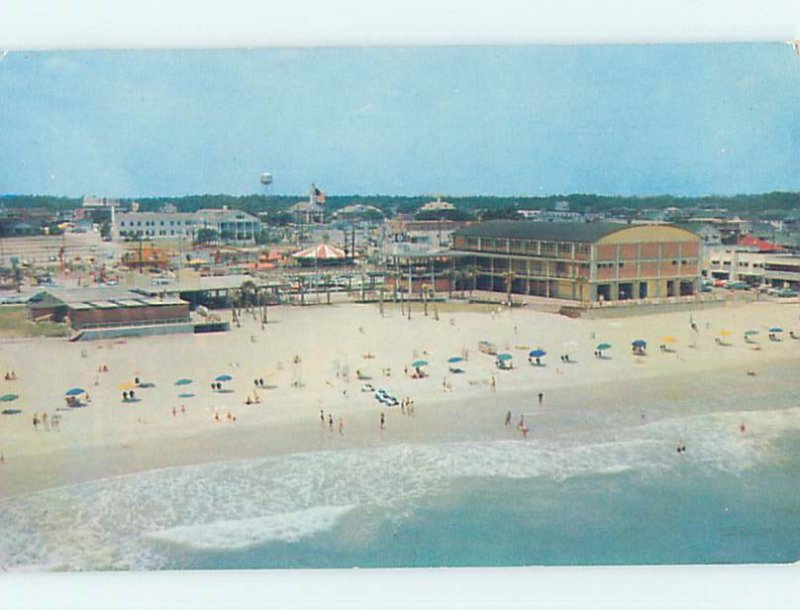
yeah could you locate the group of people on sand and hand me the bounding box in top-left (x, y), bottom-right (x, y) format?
top-left (122, 390), bottom-right (136, 402)
top-left (3, 371), bottom-right (17, 381)
top-left (32, 412), bottom-right (61, 431)
top-left (319, 409), bottom-right (344, 435)
top-left (407, 367), bottom-right (426, 379)
top-left (171, 405), bottom-right (187, 417)
top-left (213, 409), bottom-right (236, 423)
top-left (400, 397), bottom-right (415, 416)
top-left (245, 390), bottom-right (261, 405)
top-left (96, 364), bottom-right (110, 373)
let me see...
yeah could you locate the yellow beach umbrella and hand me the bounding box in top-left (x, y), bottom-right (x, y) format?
top-left (661, 336), bottom-right (677, 343)
top-left (718, 330), bottom-right (733, 337)
top-left (118, 381), bottom-right (137, 391)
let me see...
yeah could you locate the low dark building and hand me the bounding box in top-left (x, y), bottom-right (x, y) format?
top-left (28, 288), bottom-right (190, 331)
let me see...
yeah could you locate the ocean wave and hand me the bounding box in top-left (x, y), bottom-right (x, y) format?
top-left (146, 505), bottom-right (356, 551)
top-left (1, 406), bottom-right (797, 570)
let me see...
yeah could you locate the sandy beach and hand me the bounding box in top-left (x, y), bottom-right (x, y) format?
top-left (0, 299), bottom-right (798, 500)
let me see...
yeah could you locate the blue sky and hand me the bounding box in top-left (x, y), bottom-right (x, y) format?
top-left (0, 44), bottom-right (798, 198)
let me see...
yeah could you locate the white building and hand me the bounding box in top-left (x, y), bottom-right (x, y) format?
top-left (705, 246), bottom-right (800, 289)
top-left (115, 208), bottom-right (261, 243)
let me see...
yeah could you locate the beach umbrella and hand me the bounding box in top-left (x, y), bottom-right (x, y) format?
top-left (497, 353), bottom-right (513, 361)
top-left (631, 339), bottom-right (647, 348)
top-left (0, 394), bottom-right (18, 402)
top-left (411, 360), bottom-right (428, 368)
top-left (529, 349), bottom-right (547, 358)
top-left (65, 388), bottom-right (85, 396)
top-left (1, 409), bottom-right (21, 415)
top-left (447, 356), bottom-right (464, 363)
top-left (769, 327), bottom-right (783, 333)
top-left (597, 343), bottom-right (612, 351)
top-left (661, 336), bottom-right (677, 344)
top-left (215, 374), bottom-right (233, 382)
top-left (718, 330), bottom-right (733, 337)
top-left (118, 381), bottom-right (137, 391)
top-left (177, 392), bottom-right (195, 399)
top-left (744, 330), bottom-right (759, 336)
top-left (175, 378), bottom-right (193, 386)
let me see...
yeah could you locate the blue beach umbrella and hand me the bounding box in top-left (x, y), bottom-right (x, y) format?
top-left (529, 349), bottom-right (547, 358)
top-left (632, 339), bottom-right (647, 348)
top-left (769, 327), bottom-right (783, 333)
top-left (597, 343), bottom-right (612, 351)
top-left (65, 388), bottom-right (85, 396)
top-left (215, 374), bottom-right (233, 382)
top-left (447, 356), bottom-right (464, 363)
top-left (175, 378), bottom-right (193, 386)
top-left (177, 392), bottom-right (195, 399)
top-left (411, 360), bottom-right (428, 368)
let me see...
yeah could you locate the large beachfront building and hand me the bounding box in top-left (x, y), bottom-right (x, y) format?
top-left (115, 208), bottom-right (261, 243)
top-left (450, 220), bottom-right (701, 302)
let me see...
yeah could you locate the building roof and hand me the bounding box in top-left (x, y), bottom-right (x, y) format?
top-left (290, 200), bottom-right (326, 213)
top-left (737, 235), bottom-right (786, 252)
top-left (452, 220), bottom-right (632, 243)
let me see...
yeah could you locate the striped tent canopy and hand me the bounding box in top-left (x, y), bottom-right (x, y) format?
top-left (291, 243), bottom-right (347, 260)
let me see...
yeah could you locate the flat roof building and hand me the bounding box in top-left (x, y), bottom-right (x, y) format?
top-left (450, 220), bottom-right (701, 303)
top-left (28, 287), bottom-right (191, 334)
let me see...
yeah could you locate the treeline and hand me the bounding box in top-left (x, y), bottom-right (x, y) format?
top-left (2, 191), bottom-right (800, 216)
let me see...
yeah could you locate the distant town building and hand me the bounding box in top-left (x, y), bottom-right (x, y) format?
top-left (114, 208), bottom-right (261, 243)
top-left (289, 184), bottom-right (327, 224)
top-left (450, 220), bottom-right (701, 302)
top-left (704, 246), bottom-right (800, 289)
top-left (419, 196), bottom-right (456, 212)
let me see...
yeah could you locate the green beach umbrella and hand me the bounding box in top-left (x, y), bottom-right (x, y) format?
top-left (411, 360), bottom-right (428, 368)
top-left (447, 356), bottom-right (464, 363)
top-left (597, 343), bottom-right (612, 351)
top-left (0, 394), bottom-right (18, 402)
top-left (497, 353), bottom-right (513, 361)
top-left (177, 392), bottom-right (195, 399)
top-left (769, 327), bottom-right (783, 333)
top-left (175, 378), bottom-right (193, 386)
top-left (744, 330), bottom-right (759, 336)
top-left (215, 374), bottom-right (233, 382)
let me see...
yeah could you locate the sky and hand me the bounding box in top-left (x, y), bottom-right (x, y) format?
top-left (0, 43), bottom-right (798, 198)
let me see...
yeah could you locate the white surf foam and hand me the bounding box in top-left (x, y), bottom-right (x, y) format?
top-left (0, 405), bottom-right (797, 570)
top-left (146, 505), bottom-right (355, 550)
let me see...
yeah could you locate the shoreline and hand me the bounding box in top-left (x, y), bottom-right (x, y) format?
top-left (0, 300), bottom-right (799, 499)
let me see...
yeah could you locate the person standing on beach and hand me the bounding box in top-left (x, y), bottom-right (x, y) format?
top-left (328, 414), bottom-right (334, 432)
top-left (491, 376), bottom-right (496, 392)
top-left (538, 392), bottom-right (544, 406)
top-left (338, 417), bottom-right (344, 436)
top-left (505, 410), bottom-right (512, 426)
top-left (380, 412), bottom-right (385, 430)
top-left (320, 410), bottom-right (325, 426)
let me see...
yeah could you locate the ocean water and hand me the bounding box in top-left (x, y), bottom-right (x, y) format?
top-left (1, 379), bottom-right (800, 570)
